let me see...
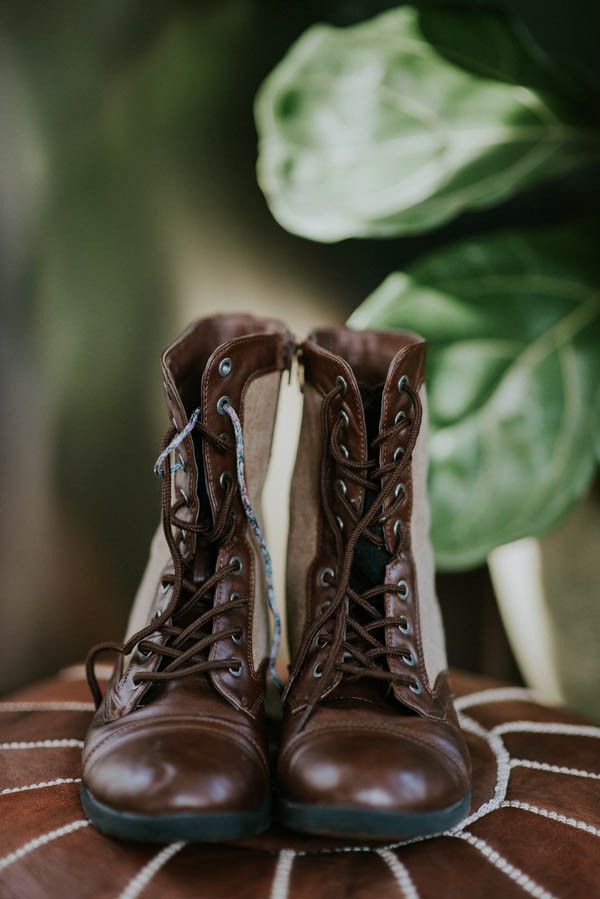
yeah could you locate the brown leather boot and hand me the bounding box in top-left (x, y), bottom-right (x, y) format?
top-left (81, 314), bottom-right (292, 842)
top-left (279, 327), bottom-right (471, 839)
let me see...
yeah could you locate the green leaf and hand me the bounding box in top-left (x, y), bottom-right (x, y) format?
top-left (255, 6), bottom-right (600, 241)
top-left (417, 7), bottom-right (597, 103)
top-left (349, 223), bottom-right (600, 569)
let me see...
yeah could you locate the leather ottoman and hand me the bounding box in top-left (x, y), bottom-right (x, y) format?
top-left (0, 667), bottom-right (598, 898)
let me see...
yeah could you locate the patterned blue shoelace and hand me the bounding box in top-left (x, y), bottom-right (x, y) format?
top-left (154, 404), bottom-right (282, 689)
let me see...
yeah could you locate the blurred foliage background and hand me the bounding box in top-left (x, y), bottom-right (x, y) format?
top-left (1, 1), bottom-right (599, 707)
top-left (255, 6), bottom-right (600, 568)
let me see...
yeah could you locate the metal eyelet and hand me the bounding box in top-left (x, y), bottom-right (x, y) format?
top-left (313, 662), bottom-right (323, 678)
top-left (161, 582), bottom-right (172, 594)
top-left (335, 375), bottom-right (348, 395)
top-left (335, 515), bottom-right (344, 531)
top-left (229, 591), bottom-right (240, 603)
top-left (217, 395), bottom-right (230, 415)
top-left (154, 608), bottom-right (163, 619)
top-left (232, 631), bottom-right (243, 645)
top-left (398, 580), bottom-right (410, 600)
top-left (393, 446), bottom-right (405, 462)
top-left (179, 488), bottom-right (189, 505)
top-left (220, 470), bottom-right (232, 489)
top-left (176, 451), bottom-right (186, 471)
top-left (229, 661), bottom-right (243, 677)
top-left (397, 374), bottom-right (410, 392)
top-left (318, 599), bottom-right (332, 615)
top-left (393, 519), bottom-right (403, 538)
top-left (338, 410), bottom-right (349, 428)
top-left (319, 567), bottom-right (335, 587)
top-left (395, 483), bottom-right (406, 500)
top-left (334, 479), bottom-right (347, 497)
top-left (339, 444), bottom-right (350, 459)
top-left (315, 633), bottom-right (328, 649)
top-left (394, 410), bottom-right (406, 424)
top-left (230, 556), bottom-right (243, 575)
top-left (398, 616), bottom-right (411, 634)
top-left (402, 651), bottom-right (415, 667)
top-left (219, 432), bottom-right (231, 448)
top-left (138, 646), bottom-right (152, 660)
top-left (410, 680), bottom-right (422, 694)
top-left (219, 357), bottom-right (232, 377)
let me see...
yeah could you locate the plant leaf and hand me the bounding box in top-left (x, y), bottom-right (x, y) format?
top-left (417, 7), bottom-right (598, 103)
top-left (255, 6), bottom-right (600, 241)
top-left (349, 223), bottom-right (600, 569)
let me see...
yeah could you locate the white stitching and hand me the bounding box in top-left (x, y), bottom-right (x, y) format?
top-left (117, 842), bottom-right (186, 899)
top-left (460, 713), bottom-right (511, 805)
top-left (452, 831), bottom-right (558, 899)
top-left (455, 687), bottom-right (537, 711)
top-left (294, 831), bottom-right (440, 855)
top-left (1, 778), bottom-right (81, 795)
top-left (494, 722), bottom-right (600, 738)
top-left (451, 713), bottom-right (510, 831)
top-left (376, 848), bottom-right (420, 899)
top-left (0, 702), bottom-right (95, 712)
top-left (0, 683), bottom-right (594, 867)
top-left (0, 739), bottom-right (83, 750)
top-left (501, 801), bottom-right (600, 836)
top-left (510, 759), bottom-right (600, 780)
top-left (0, 819), bottom-right (89, 872)
top-left (270, 849), bottom-right (296, 899)
top-left (287, 710), bottom-right (600, 856)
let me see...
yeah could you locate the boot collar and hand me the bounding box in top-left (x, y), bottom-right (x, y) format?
top-left (160, 314), bottom-right (292, 557)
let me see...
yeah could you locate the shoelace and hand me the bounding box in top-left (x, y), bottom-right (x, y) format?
top-left (86, 400), bottom-right (282, 707)
top-left (286, 378), bottom-right (423, 725)
top-left (226, 402), bottom-right (282, 689)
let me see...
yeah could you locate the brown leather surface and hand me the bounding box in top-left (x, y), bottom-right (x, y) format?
top-left (83, 315), bottom-right (291, 821)
top-left (0, 667), bottom-right (599, 896)
top-left (280, 329), bottom-right (470, 824)
top-left (84, 682), bottom-right (270, 816)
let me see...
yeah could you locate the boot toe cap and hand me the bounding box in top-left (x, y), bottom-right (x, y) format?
top-left (279, 728), bottom-right (468, 814)
top-left (84, 721), bottom-right (268, 816)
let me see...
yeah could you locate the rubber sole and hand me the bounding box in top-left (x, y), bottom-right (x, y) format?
top-left (279, 790), bottom-right (471, 840)
top-left (80, 784), bottom-right (271, 843)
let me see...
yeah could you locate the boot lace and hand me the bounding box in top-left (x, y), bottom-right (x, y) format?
top-left (86, 401), bottom-right (281, 708)
top-left (286, 377), bottom-right (423, 723)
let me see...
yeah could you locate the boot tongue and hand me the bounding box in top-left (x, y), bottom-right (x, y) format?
top-left (323, 384), bottom-right (395, 710)
top-left (349, 384), bottom-right (391, 595)
top-left (162, 367), bottom-right (213, 566)
top-left (323, 382), bottom-right (418, 714)
top-left (161, 324), bottom-right (215, 585)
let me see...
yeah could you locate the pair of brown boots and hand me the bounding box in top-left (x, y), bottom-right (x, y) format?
top-left (81, 314), bottom-right (471, 843)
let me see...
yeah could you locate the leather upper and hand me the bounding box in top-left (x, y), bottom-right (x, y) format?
top-left (83, 314), bottom-right (291, 816)
top-left (280, 326), bottom-right (471, 815)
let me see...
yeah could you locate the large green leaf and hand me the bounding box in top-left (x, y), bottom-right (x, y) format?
top-left (349, 223), bottom-right (600, 569)
top-left (255, 7), bottom-right (600, 241)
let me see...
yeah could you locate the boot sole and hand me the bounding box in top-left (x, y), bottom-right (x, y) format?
top-left (279, 790), bottom-right (471, 840)
top-left (80, 784), bottom-right (271, 843)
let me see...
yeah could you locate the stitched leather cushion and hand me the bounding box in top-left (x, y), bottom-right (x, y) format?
top-left (0, 667), bottom-right (598, 898)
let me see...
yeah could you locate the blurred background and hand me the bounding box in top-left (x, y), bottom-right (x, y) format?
top-left (1, 1), bottom-right (599, 715)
